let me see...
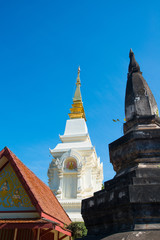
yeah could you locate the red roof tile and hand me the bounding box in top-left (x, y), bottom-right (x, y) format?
top-left (0, 147), bottom-right (71, 226)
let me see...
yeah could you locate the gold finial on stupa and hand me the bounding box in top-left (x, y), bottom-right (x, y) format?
top-left (68, 66), bottom-right (86, 121)
top-left (76, 66), bottom-right (81, 85)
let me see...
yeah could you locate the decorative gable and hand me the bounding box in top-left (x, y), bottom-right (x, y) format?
top-left (0, 147), bottom-right (71, 225)
top-left (0, 162), bottom-right (36, 212)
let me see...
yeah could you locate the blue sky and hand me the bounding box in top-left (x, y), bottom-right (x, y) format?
top-left (0, 1), bottom-right (160, 184)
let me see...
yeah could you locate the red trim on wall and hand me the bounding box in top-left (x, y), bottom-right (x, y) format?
top-left (41, 212), bottom-right (64, 227)
top-left (55, 225), bottom-right (72, 237)
top-left (40, 229), bottom-right (52, 237)
top-left (59, 235), bottom-right (68, 240)
top-left (0, 222), bottom-right (54, 229)
top-left (0, 224), bottom-right (6, 229)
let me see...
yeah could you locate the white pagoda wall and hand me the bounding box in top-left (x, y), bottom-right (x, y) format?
top-left (48, 119), bottom-right (103, 222)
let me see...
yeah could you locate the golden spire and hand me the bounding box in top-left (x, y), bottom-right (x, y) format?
top-left (68, 67), bottom-right (86, 121)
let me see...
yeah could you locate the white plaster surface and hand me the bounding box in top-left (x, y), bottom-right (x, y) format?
top-left (63, 119), bottom-right (88, 136)
top-left (48, 118), bottom-right (103, 222)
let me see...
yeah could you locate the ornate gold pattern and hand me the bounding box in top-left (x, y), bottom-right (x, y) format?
top-left (69, 67), bottom-right (86, 121)
top-left (66, 160), bottom-right (77, 170)
top-left (0, 163), bottom-right (34, 209)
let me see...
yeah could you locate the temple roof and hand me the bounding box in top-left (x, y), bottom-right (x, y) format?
top-left (0, 147), bottom-right (71, 226)
top-left (125, 49), bottom-right (158, 122)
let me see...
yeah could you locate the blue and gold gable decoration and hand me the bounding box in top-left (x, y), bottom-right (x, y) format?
top-left (0, 163), bottom-right (35, 211)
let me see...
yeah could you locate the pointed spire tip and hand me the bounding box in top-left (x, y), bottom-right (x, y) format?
top-left (128, 49), bottom-right (141, 74)
top-left (129, 48), bottom-right (133, 57)
top-left (76, 65), bottom-right (81, 85)
top-left (68, 66), bottom-right (86, 121)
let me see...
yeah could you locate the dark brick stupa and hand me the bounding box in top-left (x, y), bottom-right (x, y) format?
top-left (82, 50), bottom-right (160, 240)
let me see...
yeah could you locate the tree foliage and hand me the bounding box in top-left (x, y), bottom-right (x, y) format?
top-left (67, 222), bottom-right (88, 239)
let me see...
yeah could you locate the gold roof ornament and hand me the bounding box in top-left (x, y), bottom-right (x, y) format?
top-left (68, 67), bottom-right (86, 121)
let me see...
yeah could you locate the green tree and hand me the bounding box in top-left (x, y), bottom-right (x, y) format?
top-left (67, 222), bottom-right (88, 239)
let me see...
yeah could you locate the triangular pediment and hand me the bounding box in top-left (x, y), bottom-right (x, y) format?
top-left (0, 160), bottom-right (36, 212)
top-left (0, 147), bottom-right (71, 225)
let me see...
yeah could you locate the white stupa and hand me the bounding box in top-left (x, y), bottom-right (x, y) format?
top-left (48, 67), bottom-right (103, 222)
